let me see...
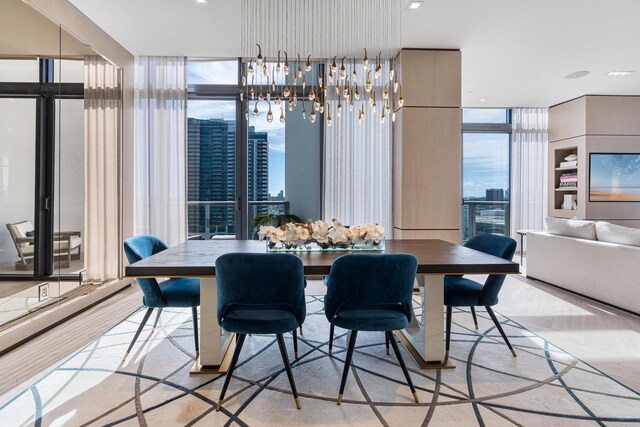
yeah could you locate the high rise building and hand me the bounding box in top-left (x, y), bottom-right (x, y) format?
top-left (485, 188), bottom-right (505, 201)
top-left (187, 119), bottom-right (269, 237)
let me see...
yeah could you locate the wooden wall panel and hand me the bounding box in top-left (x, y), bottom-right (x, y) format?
top-left (548, 96), bottom-right (587, 142)
top-left (393, 229), bottom-right (461, 243)
top-left (586, 96), bottom-right (640, 136)
top-left (397, 50), bottom-right (461, 108)
top-left (395, 108), bottom-right (461, 229)
top-left (393, 49), bottom-right (461, 243)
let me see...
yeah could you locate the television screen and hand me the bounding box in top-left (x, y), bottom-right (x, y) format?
top-left (590, 153), bottom-right (640, 201)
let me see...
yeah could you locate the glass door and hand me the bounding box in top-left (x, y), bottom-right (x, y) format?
top-left (0, 98), bottom-right (38, 276)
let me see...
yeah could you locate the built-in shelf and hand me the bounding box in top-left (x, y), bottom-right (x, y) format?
top-left (555, 166), bottom-right (578, 171)
top-left (556, 187), bottom-right (578, 192)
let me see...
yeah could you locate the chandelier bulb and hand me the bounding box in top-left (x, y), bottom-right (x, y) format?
top-left (337, 103), bottom-right (342, 117)
top-left (239, 89), bottom-right (244, 101)
top-left (247, 59), bottom-right (254, 77)
top-left (242, 74), bottom-right (247, 87)
top-left (352, 58), bottom-right (357, 82)
top-left (354, 83), bottom-right (360, 100)
top-left (335, 85), bottom-right (340, 95)
top-left (389, 68), bottom-right (395, 82)
top-left (266, 89), bottom-right (271, 101)
top-left (263, 62), bottom-right (268, 77)
top-left (318, 76), bottom-right (323, 86)
top-left (392, 111), bottom-right (397, 122)
top-left (280, 106), bottom-right (286, 123)
top-left (349, 101), bottom-right (354, 112)
top-left (253, 102), bottom-right (259, 117)
top-left (250, 87), bottom-right (255, 100)
top-left (383, 84), bottom-right (389, 99)
top-left (258, 90), bottom-right (264, 102)
top-left (283, 86), bottom-right (291, 98)
top-left (339, 56), bottom-right (347, 80)
top-left (328, 71), bottom-right (333, 84)
top-left (255, 44), bottom-right (263, 67)
top-left (319, 105), bottom-right (324, 114)
top-left (276, 50), bottom-right (281, 73)
top-left (363, 48), bottom-right (369, 70)
top-left (323, 85), bottom-right (328, 96)
top-left (365, 71), bottom-right (372, 92)
top-left (374, 52), bottom-right (382, 79)
top-left (381, 110), bottom-right (386, 123)
top-left (288, 103), bottom-right (293, 112)
top-left (331, 56), bottom-right (337, 73)
top-left (306, 55), bottom-right (312, 72)
top-left (385, 102), bottom-right (390, 113)
top-left (394, 80), bottom-right (399, 92)
top-left (266, 103), bottom-right (273, 123)
top-left (303, 76), bottom-right (306, 91)
top-left (275, 94), bottom-right (281, 105)
top-left (296, 53), bottom-right (302, 77)
top-left (284, 51), bottom-right (289, 76)
top-left (398, 96), bottom-right (404, 108)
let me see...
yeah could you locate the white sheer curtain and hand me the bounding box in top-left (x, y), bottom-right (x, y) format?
top-left (134, 57), bottom-right (187, 246)
top-left (511, 108), bottom-right (549, 253)
top-left (84, 57), bottom-right (121, 283)
top-left (323, 61), bottom-right (393, 234)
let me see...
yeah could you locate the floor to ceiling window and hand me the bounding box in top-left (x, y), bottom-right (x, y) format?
top-left (462, 108), bottom-right (512, 241)
top-left (186, 59), bottom-right (322, 240)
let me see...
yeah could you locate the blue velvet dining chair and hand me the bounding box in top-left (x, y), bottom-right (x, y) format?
top-left (325, 254), bottom-right (420, 405)
top-left (215, 253), bottom-right (306, 411)
top-left (444, 233), bottom-right (517, 360)
top-left (123, 235), bottom-right (200, 361)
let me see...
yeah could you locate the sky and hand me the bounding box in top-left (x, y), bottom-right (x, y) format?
top-left (462, 133), bottom-right (510, 198)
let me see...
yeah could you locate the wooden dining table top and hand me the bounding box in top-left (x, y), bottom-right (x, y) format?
top-left (125, 239), bottom-right (520, 277)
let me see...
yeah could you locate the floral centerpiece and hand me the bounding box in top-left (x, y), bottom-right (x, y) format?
top-left (258, 218), bottom-right (385, 252)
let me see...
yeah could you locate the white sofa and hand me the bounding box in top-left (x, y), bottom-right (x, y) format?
top-left (527, 219), bottom-right (640, 315)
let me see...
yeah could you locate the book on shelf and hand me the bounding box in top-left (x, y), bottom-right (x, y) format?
top-left (560, 161), bottom-right (578, 168)
top-left (558, 181), bottom-right (577, 188)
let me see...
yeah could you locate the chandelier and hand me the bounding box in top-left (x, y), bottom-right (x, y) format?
top-left (240, 0), bottom-right (401, 126)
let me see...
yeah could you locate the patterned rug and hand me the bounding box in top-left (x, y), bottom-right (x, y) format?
top-left (1, 293), bottom-right (639, 426)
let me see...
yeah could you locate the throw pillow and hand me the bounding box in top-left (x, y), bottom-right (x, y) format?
top-left (544, 217), bottom-right (597, 240)
top-left (595, 222), bottom-right (640, 246)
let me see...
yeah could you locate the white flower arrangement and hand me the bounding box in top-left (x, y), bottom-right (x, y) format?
top-left (259, 218), bottom-right (385, 251)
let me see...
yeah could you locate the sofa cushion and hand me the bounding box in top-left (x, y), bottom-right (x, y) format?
top-left (595, 222), bottom-right (640, 246)
top-left (544, 217), bottom-right (597, 240)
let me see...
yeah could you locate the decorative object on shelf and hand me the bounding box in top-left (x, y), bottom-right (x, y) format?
top-left (558, 172), bottom-right (578, 189)
top-left (564, 153), bottom-right (578, 162)
top-left (259, 218), bottom-right (385, 252)
top-left (561, 194), bottom-right (578, 210)
top-left (240, 0), bottom-right (401, 125)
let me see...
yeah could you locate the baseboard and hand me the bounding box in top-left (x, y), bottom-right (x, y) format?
top-left (527, 275), bottom-right (640, 318)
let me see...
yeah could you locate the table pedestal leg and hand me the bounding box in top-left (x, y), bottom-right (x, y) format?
top-left (190, 276), bottom-right (233, 374)
top-left (398, 274), bottom-right (455, 369)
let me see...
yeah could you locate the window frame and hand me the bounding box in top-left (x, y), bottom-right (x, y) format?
top-left (461, 108), bottom-right (513, 239)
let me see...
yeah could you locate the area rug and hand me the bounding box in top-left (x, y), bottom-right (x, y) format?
top-left (1, 294), bottom-right (639, 426)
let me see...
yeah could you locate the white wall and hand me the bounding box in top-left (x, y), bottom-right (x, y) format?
top-left (0, 99), bottom-right (36, 265)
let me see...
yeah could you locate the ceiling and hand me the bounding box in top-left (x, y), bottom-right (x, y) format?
top-left (66, 0), bottom-right (640, 107)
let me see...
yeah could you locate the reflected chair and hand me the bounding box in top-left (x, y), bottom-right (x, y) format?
top-left (215, 253), bottom-right (306, 411)
top-left (6, 220), bottom-right (82, 270)
top-left (123, 235), bottom-right (200, 361)
top-left (325, 254), bottom-right (420, 405)
top-left (444, 233), bottom-right (517, 360)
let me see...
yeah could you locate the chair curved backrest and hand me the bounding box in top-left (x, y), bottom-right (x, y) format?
top-left (325, 254), bottom-right (418, 322)
top-left (124, 235), bottom-right (169, 307)
top-left (464, 233), bottom-right (517, 305)
top-left (215, 253), bottom-right (306, 326)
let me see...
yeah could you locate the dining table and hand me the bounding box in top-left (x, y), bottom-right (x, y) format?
top-left (125, 239), bottom-right (520, 373)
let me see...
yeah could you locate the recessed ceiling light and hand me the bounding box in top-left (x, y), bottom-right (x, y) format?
top-left (479, 98), bottom-right (486, 102)
top-left (564, 70), bottom-right (590, 79)
top-left (194, 0), bottom-right (208, 4)
top-left (408, 1), bottom-right (424, 9)
top-left (607, 71), bottom-right (634, 76)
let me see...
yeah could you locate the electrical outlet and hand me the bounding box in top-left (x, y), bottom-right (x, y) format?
top-left (38, 283), bottom-right (49, 302)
